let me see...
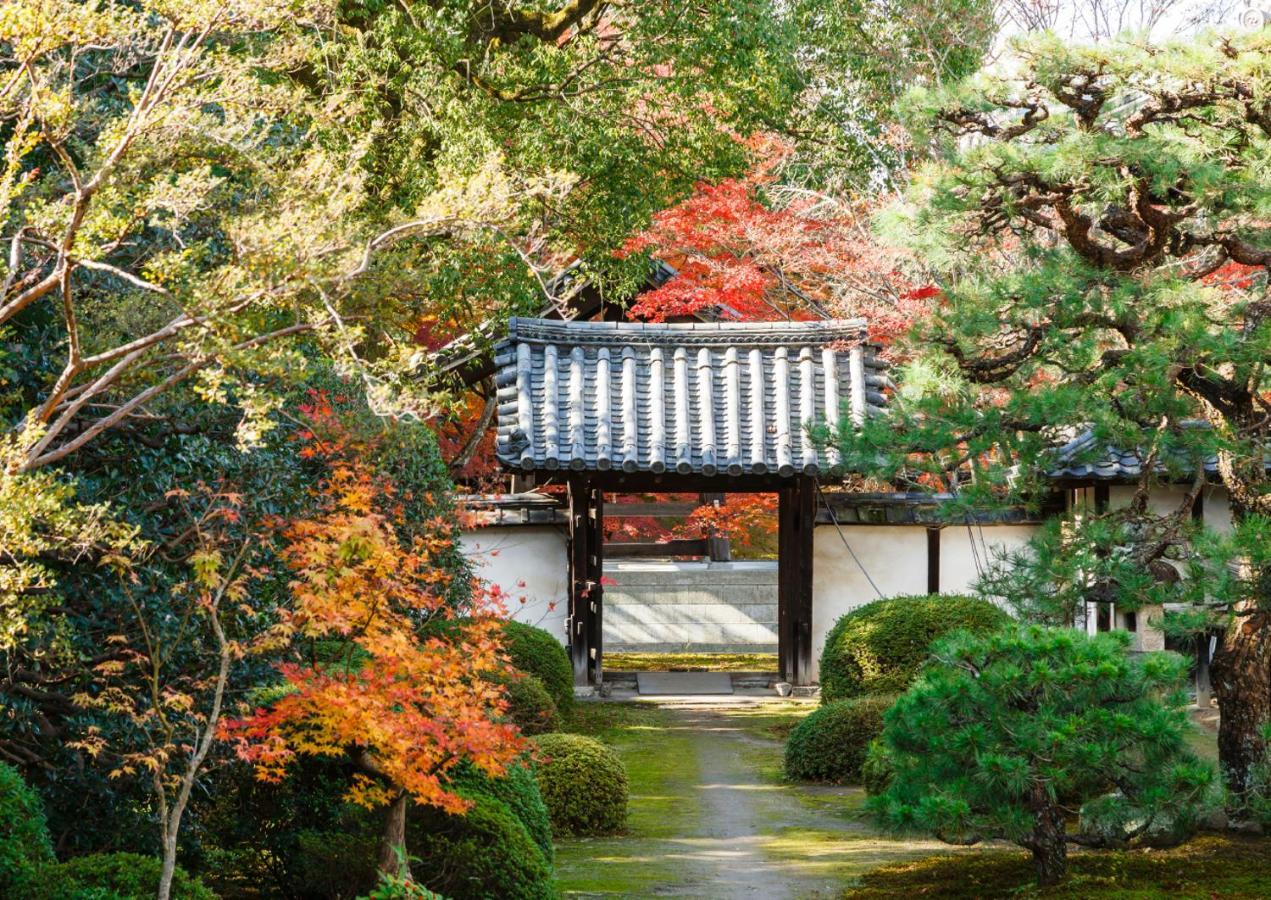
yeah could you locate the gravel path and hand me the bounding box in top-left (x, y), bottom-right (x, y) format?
top-left (554, 698), bottom-right (951, 899)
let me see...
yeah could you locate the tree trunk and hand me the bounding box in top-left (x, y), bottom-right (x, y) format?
top-left (157, 833), bottom-right (179, 900)
top-left (1211, 606), bottom-right (1271, 802)
top-left (378, 791), bottom-right (410, 877)
top-left (1029, 801), bottom-right (1068, 886)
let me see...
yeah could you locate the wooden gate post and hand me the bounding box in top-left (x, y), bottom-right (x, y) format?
top-left (587, 485), bottom-right (605, 685)
top-left (567, 475), bottom-right (592, 686)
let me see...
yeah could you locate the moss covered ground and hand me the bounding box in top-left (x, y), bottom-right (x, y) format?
top-left (602, 652), bottom-right (778, 672)
top-left (549, 698), bottom-right (1251, 899)
top-left (552, 699), bottom-right (953, 898)
top-left (843, 835), bottom-right (1271, 899)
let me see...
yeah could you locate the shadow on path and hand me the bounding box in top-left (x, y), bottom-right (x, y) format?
top-left (554, 698), bottom-right (952, 899)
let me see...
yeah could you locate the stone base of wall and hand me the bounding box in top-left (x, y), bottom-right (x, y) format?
top-left (604, 560), bottom-right (778, 653)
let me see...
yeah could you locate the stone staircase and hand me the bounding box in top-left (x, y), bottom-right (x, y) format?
top-left (603, 560), bottom-right (778, 653)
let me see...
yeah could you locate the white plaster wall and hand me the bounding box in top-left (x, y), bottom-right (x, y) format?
top-left (939, 524), bottom-right (1039, 595)
top-left (460, 527), bottom-right (569, 646)
top-left (1202, 485), bottom-right (1234, 534)
top-left (811, 526), bottom-right (928, 681)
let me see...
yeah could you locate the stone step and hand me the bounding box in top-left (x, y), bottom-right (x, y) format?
top-left (604, 622), bottom-right (778, 645)
top-left (605, 603), bottom-right (777, 627)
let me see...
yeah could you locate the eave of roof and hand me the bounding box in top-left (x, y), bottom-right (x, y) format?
top-left (493, 317), bottom-right (889, 478)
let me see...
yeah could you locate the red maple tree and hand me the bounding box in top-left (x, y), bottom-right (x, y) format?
top-left (621, 134), bottom-right (936, 346)
top-left (223, 406), bottom-right (524, 876)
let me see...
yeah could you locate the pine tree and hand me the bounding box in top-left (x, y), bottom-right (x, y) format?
top-left (872, 626), bottom-right (1213, 886)
top-left (842, 29), bottom-right (1271, 804)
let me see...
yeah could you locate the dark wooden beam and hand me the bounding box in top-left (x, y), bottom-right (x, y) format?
top-left (793, 477), bottom-right (815, 685)
top-left (606, 539), bottom-right (709, 559)
top-left (567, 475), bottom-right (592, 686)
top-left (926, 527), bottom-right (940, 595)
top-left (587, 485), bottom-right (604, 685)
top-left (777, 485), bottom-right (796, 684)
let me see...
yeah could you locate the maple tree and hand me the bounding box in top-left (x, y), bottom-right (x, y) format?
top-left (622, 135), bottom-right (938, 347)
top-left (223, 406), bottom-right (524, 876)
top-left (71, 485), bottom-right (264, 900)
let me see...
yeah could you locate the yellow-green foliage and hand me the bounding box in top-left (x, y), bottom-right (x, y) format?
top-left (532, 733), bottom-right (628, 837)
top-left (784, 695), bottom-right (894, 784)
top-left (502, 621), bottom-right (574, 714)
top-left (819, 594), bottom-right (1009, 702)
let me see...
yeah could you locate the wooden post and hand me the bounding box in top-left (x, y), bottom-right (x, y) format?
top-left (777, 485), bottom-right (796, 683)
top-left (1196, 632), bottom-right (1214, 708)
top-left (701, 492), bottom-right (732, 561)
top-left (567, 475), bottom-right (592, 686)
top-left (926, 527), bottom-right (941, 595)
top-left (587, 485), bottom-right (605, 685)
top-left (778, 479), bottom-right (816, 686)
top-left (793, 478), bottom-right (815, 686)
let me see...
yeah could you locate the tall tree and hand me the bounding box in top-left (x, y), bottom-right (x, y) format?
top-left (839, 29), bottom-right (1271, 803)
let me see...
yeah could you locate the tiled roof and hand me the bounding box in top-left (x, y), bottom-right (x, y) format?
top-left (1044, 428), bottom-right (1268, 481)
top-left (493, 318), bottom-right (888, 477)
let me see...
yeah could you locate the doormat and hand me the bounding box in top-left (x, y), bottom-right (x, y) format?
top-left (635, 672), bottom-right (734, 695)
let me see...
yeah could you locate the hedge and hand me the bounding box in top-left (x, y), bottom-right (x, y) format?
top-left (531, 734), bottom-right (627, 836)
top-left (35, 852), bottom-right (216, 900)
top-left (408, 794), bottom-right (556, 900)
top-left (502, 620), bottom-right (573, 714)
top-left (819, 594), bottom-right (1010, 702)
top-left (500, 673), bottom-right (560, 736)
top-left (448, 760), bottom-right (554, 861)
top-left (785, 695), bottom-right (895, 784)
top-left (0, 763), bottom-right (54, 897)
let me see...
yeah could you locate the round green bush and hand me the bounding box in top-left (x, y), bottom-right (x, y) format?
top-left (501, 673), bottom-right (560, 736)
top-left (408, 794), bottom-right (556, 900)
top-left (502, 620), bottom-right (573, 714)
top-left (0, 763), bottom-right (55, 896)
top-left (531, 734), bottom-right (627, 836)
top-left (36, 852), bottom-right (216, 900)
top-left (449, 760), bottom-right (554, 861)
top-left (819, 594), bottom-right (1010, 702)
top-left (784, 695), bottom-right (895, 784)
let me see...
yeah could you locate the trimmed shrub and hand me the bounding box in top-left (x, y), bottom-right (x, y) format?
top-left (531, 734), bottom-right (627, 836)
top-left (293, 829), bottom-right (379, 898)
top-left (407, 794), bottom-right (556, 900)
top-left (502, 620), bottom-right (573, 714)
top-left (819, 594), bottom-right (1010, 702)
top-left (36, 852), bottom-right (216, 900)
top-left (785, 695), bottom-right (894, 784)
top-left (449, 761), bottom-right (554, 861)
top-left (0, 762), bottom-right (55, 896)
top-left (501, 673), bottom-right (560, 736)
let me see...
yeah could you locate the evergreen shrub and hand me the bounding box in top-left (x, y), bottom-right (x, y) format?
top-left (0, 762), bottom-right (54, 896)
top-left (871, 625), bottom-right (1214, 885)
top-left (36, 852), bottom-right (216, 900)
top-left (531, 734), bottom-right (627, 836)
top-left (448, 760), bottom-right (554, 860)
top-left (784, 695), bottom-right (894, 783)
top-left (500, 673), bottom-right (560, 736)
top-left (819, 594), bottom-right (1009, 702)
top-left (502, 621), bottom-right (573, 714)
top-left (407, 794), bottom-right (556, 900)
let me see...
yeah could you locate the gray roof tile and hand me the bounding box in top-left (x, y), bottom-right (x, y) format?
top-left (494, 318), bottom-right (886, 477)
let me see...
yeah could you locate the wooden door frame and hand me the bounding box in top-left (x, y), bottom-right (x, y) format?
top-left (565, 473), bottom-right (816, 687)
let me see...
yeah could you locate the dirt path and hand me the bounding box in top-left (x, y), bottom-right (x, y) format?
top-left (554, 698), bottom-right (952, 899)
